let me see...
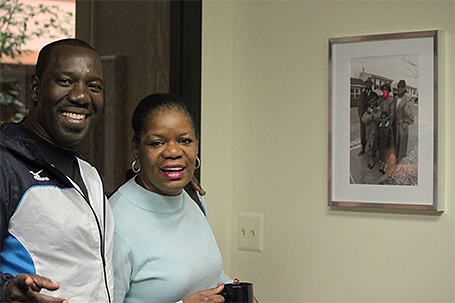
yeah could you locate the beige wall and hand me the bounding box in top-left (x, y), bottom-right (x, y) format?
top-left (201, 1), bottom-right (455, 302)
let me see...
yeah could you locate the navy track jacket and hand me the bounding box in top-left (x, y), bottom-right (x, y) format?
top-left (0, 123), bottom-right (114, 303)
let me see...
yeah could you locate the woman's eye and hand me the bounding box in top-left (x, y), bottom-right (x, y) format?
top-left (180, 138), bottom-right (193, 145)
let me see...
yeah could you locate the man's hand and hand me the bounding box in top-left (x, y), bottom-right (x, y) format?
top-left (190, 175), bottom-right (206, 196)
top-left (5, 274), bottom-right (67, 303)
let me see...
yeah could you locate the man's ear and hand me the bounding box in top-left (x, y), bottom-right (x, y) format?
top-left (30, 75), bottom-right (40, 103)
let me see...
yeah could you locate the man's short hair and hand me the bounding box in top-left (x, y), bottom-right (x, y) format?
top-left (35, 38), bottom-right (97, 79)
top-left (397, 79), bottom-right (406, 88)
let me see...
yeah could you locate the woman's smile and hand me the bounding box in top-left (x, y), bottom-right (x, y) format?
top-left (133, 108), bottom-right (198, 196)
top-left (161, 164), bottom-right (186, 179)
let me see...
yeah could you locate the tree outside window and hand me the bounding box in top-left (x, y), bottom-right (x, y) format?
top-left (1, 0), bottom-right (74, 123)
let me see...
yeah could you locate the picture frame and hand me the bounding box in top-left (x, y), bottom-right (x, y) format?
top-left (328, 30), bottom-right (442, 212)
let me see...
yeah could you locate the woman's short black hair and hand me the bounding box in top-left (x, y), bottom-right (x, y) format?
top-left (35, 38), bottom-right (96, 79)
top-left (131, 93), bottom-right (198, 144)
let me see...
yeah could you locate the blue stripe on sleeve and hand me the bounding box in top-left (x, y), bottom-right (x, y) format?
top-left (0, 232), bottom-right (35, 276)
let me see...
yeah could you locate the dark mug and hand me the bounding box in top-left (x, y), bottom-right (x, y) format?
top-left (220, 282), bottom-right (254, 303)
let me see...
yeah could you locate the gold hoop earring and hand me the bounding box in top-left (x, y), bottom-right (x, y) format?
top-left (132, 160), bottom-right (141, 174)
top-left (195, 157), bottom-right (201, 170)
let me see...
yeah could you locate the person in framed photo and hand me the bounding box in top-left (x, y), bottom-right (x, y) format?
top-left (357, 78), bottom-right (378, 156)
top-left (377, 82), bottom-right (395, 172)
top-left (377, 111), bottom-right (394, 174)
top-left (394, 79), bottom-right (414, 164)
top-left (378, 83), bottom-right (395, 123)
top-left (361, 97), bottom-right (381, 169)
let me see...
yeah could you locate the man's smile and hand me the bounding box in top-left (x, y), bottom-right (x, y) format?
top-left (62, 112), bottom-right (87, 120)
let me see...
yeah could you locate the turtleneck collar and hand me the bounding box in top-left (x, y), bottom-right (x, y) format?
top-left (120, 177), bottom-right (185, 214)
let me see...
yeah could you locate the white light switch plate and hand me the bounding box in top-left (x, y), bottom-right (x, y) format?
top-left (238, 213), bottom-right (263, 252)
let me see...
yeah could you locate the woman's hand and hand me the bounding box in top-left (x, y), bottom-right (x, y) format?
top-left (182, 284), bottom-right (225, 303)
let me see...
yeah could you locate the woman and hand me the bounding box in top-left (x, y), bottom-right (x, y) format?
top-left (110, 94), bottom-right (232, 303)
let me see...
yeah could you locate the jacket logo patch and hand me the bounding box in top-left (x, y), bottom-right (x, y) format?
top-left (29, 170), bottom-right (50, 182)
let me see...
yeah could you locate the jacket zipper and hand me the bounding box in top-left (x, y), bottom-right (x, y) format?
top-left (77, 184), bottom-right (112, 303)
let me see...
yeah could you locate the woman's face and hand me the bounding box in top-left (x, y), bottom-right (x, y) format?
top-left (134, 108), bottom-right (198, 196)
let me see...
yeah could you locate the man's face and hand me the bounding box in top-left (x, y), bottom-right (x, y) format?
top-left (397, 85), bottom-right (406, 98)
top-left (30, 45), bottom-right (104, 150)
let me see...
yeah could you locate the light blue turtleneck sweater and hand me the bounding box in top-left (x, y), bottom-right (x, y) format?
top-left (110, 177), bottom-right (231, 303)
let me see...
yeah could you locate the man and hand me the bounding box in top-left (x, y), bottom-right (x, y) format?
top-left (0, 39), bottom-right (113, 302)
top-left (357, 78), bottom-right (378, 156)
top-left (394, 79), bottom-right (414, 164)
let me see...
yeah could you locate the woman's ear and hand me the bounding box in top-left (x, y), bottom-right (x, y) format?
top-left (30, 75), bottom-right (40, 103)
top-left (132, 139), bottom-right (139, 160)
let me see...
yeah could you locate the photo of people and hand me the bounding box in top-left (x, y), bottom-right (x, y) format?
top-left (349, 54), bottom-right (419, 186)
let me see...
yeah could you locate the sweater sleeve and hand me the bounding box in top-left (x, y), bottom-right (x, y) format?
top-left (218, 270), bottom-right (233, 285)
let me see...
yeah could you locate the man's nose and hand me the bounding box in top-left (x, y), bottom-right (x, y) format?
top-left (68, 83), bottom-right (90, 105)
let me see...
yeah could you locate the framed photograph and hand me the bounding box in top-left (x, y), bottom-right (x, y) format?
top-left (328, 30), bottom-right (441, 212)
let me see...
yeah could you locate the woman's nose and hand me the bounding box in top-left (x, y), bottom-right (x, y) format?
top-left (163, 142), bottom-right (183, 158)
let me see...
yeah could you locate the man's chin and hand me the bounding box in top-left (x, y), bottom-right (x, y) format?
top-left (53, 129), bottom-right (90, 150)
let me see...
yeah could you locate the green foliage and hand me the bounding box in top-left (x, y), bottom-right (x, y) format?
top-left (0, 0), bottom-right (74, 123)
top-left (0, 0), bottom-right (74, 61)
top-left (0, 76), bottom-right (28, 122)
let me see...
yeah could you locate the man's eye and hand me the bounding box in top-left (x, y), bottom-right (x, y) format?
top-left (150, 141), bottom-right (164, 147)
top-left (89, 83), bottom-right (103, 92)
top-left (58, 79), bottom-right (72, 86)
